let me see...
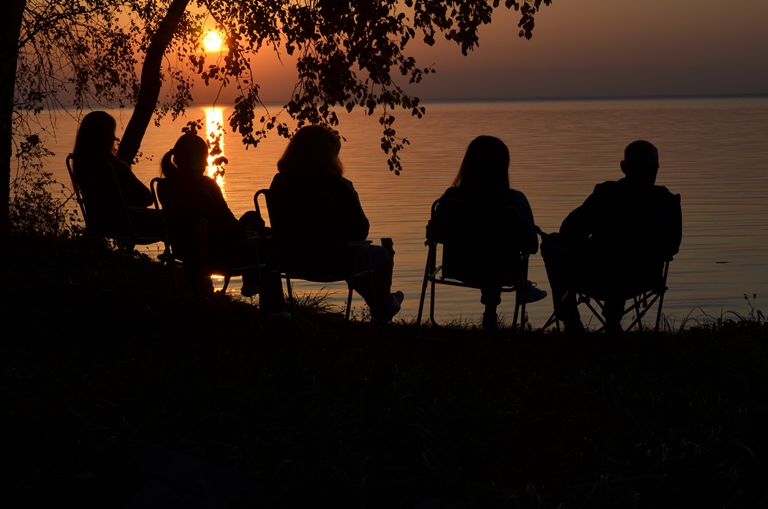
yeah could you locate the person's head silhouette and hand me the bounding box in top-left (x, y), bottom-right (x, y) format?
top-left (620, 140), bottom-right (659, 186)
top-left (452, 135), bottom-right (510, 194)
top-left (161, 133), bottom-right (209, 178)
top-left (73, 111), bottom-right (119, 159)
top-left (277, 125), bottom-right (343, 177)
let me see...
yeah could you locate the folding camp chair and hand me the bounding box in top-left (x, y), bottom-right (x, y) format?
top-left (541, 258), bottom-right (672, 334)
top-left (152, 177), bottom-right (262, 299)
top-left (416, 197), bottom-right (531, 332)
top-left (254, 188), bottom-right (376, 322)
top-left (66, 154), bottom-right (170, 290)
top-left (540, 192), bottom-right (680, 334)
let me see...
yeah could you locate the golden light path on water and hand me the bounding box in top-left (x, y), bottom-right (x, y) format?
top-left (204, 106), bottom-right (228, 286)
top-left (204, 106), bottom-right (226, 196)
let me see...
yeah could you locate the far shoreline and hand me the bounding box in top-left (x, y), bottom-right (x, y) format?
top-left (37, 93), bottom-right (768, 113)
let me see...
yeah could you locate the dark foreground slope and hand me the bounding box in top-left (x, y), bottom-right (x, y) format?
top-left (1, 238), bottom-right (767, 508)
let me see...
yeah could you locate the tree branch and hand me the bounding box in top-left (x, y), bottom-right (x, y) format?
top-left (118, 0), bottom-right (190, 164)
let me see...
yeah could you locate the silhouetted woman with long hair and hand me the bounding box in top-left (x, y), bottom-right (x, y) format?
top-left (158, 133), bottom-right (241, 253)
top-left (268, 124), bottom-right (403, 325)
top-left (71, 111), bottom-right (154, 234)
top-left (439, 135), bottom-right (545, 330)
top-left (157, 133), bottom-right (283, 310)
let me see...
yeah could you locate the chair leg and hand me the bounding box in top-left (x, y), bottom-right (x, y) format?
top-left (512, 297), bottom-right (527, 334)
top-left (345, 283), bottom-right (354, 321)
top-left (633, 296), bottom-right (645, 335)
top-left (541, 311), bottom-right (559, 331)
top-left (366, 249), bottom-right (377, 322)
top-left (156, 246), bottom-right (179, 294)
top-left (625, 291), bottom-right (661, 333)
top-left (416, 262), bottom-right (432, 328)
top-left (512, 282), bottom-right (525, 334)
top-left (541, 289), bottom-right (574, 332)
top-left (285, 275), bottom-right (296, 318)
top-left (580, 295), bottom-right (606, 331)
top-left (429, 279), bottom-right (439, 328)
top-left (104, 240), bottom-right (131, 292)
top-left (654, 290), bottom-right (667, 333)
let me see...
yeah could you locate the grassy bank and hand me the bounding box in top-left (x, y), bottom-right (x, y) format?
top-left (1, 237), bottom-right (767, 508)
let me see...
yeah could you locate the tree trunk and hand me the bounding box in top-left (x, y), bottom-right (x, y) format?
top-left (117, 0), bottom-right (190, 164)
top-left (0, 0), bottom-right (26, 241)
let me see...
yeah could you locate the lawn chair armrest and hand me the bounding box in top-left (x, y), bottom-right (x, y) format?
top-left (345, 240), bottom-right (373, 248)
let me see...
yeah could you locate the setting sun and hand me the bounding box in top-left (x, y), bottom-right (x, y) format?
top-left (202, 30), bottom-right (223, 52)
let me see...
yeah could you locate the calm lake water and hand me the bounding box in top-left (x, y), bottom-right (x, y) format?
top-left (40, 98), bottom-right (768, 327)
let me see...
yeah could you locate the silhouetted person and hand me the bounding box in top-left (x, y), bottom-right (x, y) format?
top-left (433, 135), bottom-right (546, 330)
top-left (541, 140), bottom-right (682, 333)
top-left (267, 125), bottom-right (403, 325)
top-left (156, 133), bottom-right (284, 312)
top-left (71, 111), bottom-right (158, 236)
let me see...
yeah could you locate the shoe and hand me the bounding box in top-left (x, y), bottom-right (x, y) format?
top-left (375, 291), bottom-right (404, 326)
top-left (524, 281), bottom-right (547, 304)
top-left (390, 291), bottom-right (405, 317)
top-left (240, 283), bottom-right (259, 298)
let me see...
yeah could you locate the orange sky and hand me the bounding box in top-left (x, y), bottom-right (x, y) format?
top-left (196, 0), bottom-right (768, 103)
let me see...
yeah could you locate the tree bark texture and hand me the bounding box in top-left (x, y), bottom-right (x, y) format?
top-left (117, 0), bottom-right (190, 164)
top-left (0, 0), bottom-right (26, 240)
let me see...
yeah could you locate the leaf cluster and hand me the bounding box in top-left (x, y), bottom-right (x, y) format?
top-left (9, 134), bottom-right (72, 238)
top-left (16, 0), bottom-right (552, 174)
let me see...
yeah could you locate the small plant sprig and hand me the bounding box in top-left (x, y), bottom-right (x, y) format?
top-left (743, 293), bottom-right (764, 324)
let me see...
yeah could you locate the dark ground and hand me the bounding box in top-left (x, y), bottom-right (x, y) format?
top-left (1, 237), bottom-right (767, 508)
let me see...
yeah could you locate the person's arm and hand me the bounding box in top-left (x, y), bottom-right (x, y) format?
top-left (201, 176), bottom-right (239, 227)
top-left (559, 184), bottom-right (606, 249)
top-left (659, 192), bottom-right (682, 259)
top-left (336, 177), bottom-right (370, 241)
top-left (508, 190), bottom-right (539, 254)
top-left (111, 158), bottom-right (152, 207)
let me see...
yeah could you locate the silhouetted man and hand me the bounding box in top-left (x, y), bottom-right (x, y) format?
top-left (541, 140), bottom-right (682, 333)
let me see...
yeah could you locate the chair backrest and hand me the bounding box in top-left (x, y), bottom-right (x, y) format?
top-left (66, 153), bottom-right (135, 236)
top-left (429, 196), bottom-right (527, 287)
top-left (66, 154), bottom-right (90, 227)
top-left (153, 177), bottom-right (216, 268)
top-left (264, 187), bottom-right (341, 243)
top-left (256, 187), bottom-right (351, 275)
top-left (578, 191), bottom-right (681, 299)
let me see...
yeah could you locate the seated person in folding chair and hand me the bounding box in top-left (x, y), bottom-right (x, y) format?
top-left (541, 140), bottom-right (682, 333)
top-left (267, 125), bottom-right (404, 326)
top-left (434, 135), bottom-right (547, 331)
top-left (156, 133), bottom-right (284, 312)
top-left (71, 111), bottom-right (161, 237)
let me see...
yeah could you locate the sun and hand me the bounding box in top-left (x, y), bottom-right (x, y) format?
top-left (203, 30), bottom-right (223, 52)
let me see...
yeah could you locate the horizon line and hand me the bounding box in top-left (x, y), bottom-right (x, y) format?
top-left (43, 93), bottom-right (768, 112)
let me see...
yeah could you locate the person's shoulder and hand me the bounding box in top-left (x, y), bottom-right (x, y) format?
top-left (106, 154), bottom-right (131, 171)
top-left (652, 184), bottom-right (677, 197)
top-left (268, 171), bottom-right (292, 191)
top-left (440, 186), bottom-right (462, 199)
top-left (333, 176), bottom-right (360, 196)
top-left (594, 180), bottom-right (620, 193)
top-left (505, 188), bottom-right (529, 201)
top-left (180, 175), bottom-right (217, 195)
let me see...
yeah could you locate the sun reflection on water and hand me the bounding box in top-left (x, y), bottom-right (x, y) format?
top-left (204, 106), bottom-right (226, 196)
